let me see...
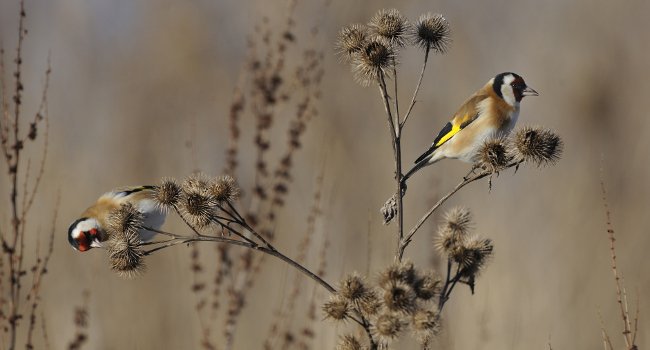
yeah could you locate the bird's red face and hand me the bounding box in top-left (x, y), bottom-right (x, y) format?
top-left (493, 72), bottom-right (538, 106)
top-left (68, 218), bottom-right (102, 252)
top-left (510, 75), bottom-right (538, 102)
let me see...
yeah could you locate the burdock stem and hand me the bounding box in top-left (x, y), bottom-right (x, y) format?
top-left (377, 70), bottom-right (404, 258)
top-left (143, 226), bottom-right (335, 293)
top-left (398, 159), bottom-right (524, 260)
top-left (401, 42), bottom-right (430, 128)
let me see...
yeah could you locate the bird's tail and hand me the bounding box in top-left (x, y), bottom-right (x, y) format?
top-left (402, 158), bottom-right (433, 184)
top-left (401, 156), bottom-right (443, 195)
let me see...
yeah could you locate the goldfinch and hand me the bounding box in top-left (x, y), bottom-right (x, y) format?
top-left (403, 72), bottom-right (538, 181)
top-left (67, 186), bottom-right (165, 252)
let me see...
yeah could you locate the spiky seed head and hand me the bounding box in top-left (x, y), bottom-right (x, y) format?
top-left (106, 222), bottom-right (145, 278)
top-left (337, 335), bottom-right (366, 350)
top-left (153, 178), bottom-right (181, 212)
top-left (352, 36), bottom-right (395, 87)
top-left (412, 309), bottom-right (441, 342)
top-left (358, 289), bottom-right (382, 317)
top-left (339, 273), bottom-right (369, 302)
top-left (443, 206), bottom-right (472, 236)
top-left (180, 173), bottom-right (215, 228)
top-left (413, 271), bottom-right (441, 301)
top-left (106, 203), bottom-right (143, 237)
top-left (323, 295), bottom-right (349, 321)
top-left (369, 9), bottom-right (409, 48)
top-left (512, 126), bottom-right (563, 166)
top-left (381, 280), bottom-right (418, 314)
top-left (412, 13), bottom-right (451, 53)
top-left (209, 175), bottom-right (240, 202)
top-left (381, 194), bottom-right (397, 224)
top-left (182, 172), bottom-right (211, 193)
top-left (433, 225), bottom-right (461, 255)
top-left (337, 24), bottom-right (368, 61)
top-left (453, 236), bottom-right (494, 276)
top-left (378, 260), bottom-right (417, 289)
top-left (373, 313), bottom-right (405, 342)
top-left (474, 137), bottom-right (512, 173)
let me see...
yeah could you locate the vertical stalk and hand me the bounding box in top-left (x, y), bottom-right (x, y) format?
top-left (391, 62), bottom-right (405, 259)
top-left (8, 3), bottom-right (26, 348)
top-left (376, 71), bottom-right (404, 256)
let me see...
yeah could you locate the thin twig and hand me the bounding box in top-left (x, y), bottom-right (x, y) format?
top-left (600, 178), bottom-right (633, 348)
top-left (143, 227), bottom-right (335, 294)
top-left (598, 310), bottom-right (615, 350)
top-left (376, 71), bottom-right (405, 255)
top-left (173, 205), bottom-right (202, 236)
top-left (399, 170), bottom-right (490, 260)
top-left (437, 259), bottom-right (452, 311)
top-left (632, 288), bottom-right (639, 346)
top-left (399, 160), bottom-right (523, 260)
top-left (392, 63), bottom-right (400, 130)
top-left (377, 71), bottom-right (397, 152)
top-left (400, 43), bottom-right (430, 128)
top-left (224, 201), bottom-right (275, 249)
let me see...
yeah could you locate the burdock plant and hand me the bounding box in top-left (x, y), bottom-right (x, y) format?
top-left (335, 7), bottom-right (563, 349)
top-left (97, 7), bottom-right (563, 350)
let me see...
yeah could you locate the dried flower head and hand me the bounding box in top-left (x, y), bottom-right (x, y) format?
top-left (411, 309), bottom-right (440, 342)
top-left (339, 273), bottom-right (370, 302)
top-left (413, 271), bottom-right (441, 301)
top-left (106, 217), bottom-right (145, 278)
top-left (373, 313), bottom-right (405, 343)
top-left (179, 173), bottom-right (215, 228)
top-left (337, 24), bottom-right (368, 61)
top-left (323, 295), bottom-right (349, 321)
top-left (381, 194), bottom-right (397, 224)
top-left (452, 236), bottom-right (494, 276)
top-left (106, 203), bottom-right (143, 237)
top-left (443, 206), bottom-right (472, 236)
top-left (337, 334), bottom-right (366, 350)
top-left (412, 13), bottom-right (451, 53)
top-left (352, 36), bottom-right (395, 86)
top-left (434, 226), bottom-right (460, 255)
top-left (369, 9), bottom-right (409, 47)
top-left (378, 260), bottom-right (417, 289)
top-left (435, 207), bottom-right (473, 255)
top-left (381, 280), bottom-right (417, 314)
top-left (209, 175), bottom-right (240, 202)
top-left (474, 137), bottom-right (512, 173)
top-left (358, 289), bottom-right (382, 317)
top-left (152, 178), bottom-right (181, 212)
top-left (512, 126), bottom-right (563, 166)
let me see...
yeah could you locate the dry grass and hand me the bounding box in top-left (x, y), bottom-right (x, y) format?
top-left (0, 2), bottom-right (59, 349)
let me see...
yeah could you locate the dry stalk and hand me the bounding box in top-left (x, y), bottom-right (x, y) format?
top-left (217, 5), bottom-right (324, 348)
top-left (0, 3), bottom-right (55, 349)
top-left (66, 291), bottom-right (89, 350)
top-left (599, 175), bottom-right (639, 350)
top-left (264, 170), bottom-right (325, 349)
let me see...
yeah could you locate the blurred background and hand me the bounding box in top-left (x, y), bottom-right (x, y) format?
top-left (1, 0), bottom-right (649, 348)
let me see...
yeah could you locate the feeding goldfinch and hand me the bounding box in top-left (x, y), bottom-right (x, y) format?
top-left (403, 72), bottom-right (538, 182)
top-left (67, 186), bottom-right (165, 252)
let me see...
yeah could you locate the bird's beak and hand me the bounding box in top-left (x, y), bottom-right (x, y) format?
top-left (522, 86), bottom-right (539, 96)
top-left (90, 240), bottom-right (104, 248)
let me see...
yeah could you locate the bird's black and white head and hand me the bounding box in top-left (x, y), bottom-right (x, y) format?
top-left (67, 218), bottom-right (103, 252)
top-left (492, 72), bottom-right (538, 107)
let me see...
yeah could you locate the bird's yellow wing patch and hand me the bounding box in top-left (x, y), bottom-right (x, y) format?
top-left (434, 122), bottom-right (461, 147)
top-left (413, 93), bottom-right (486, 165)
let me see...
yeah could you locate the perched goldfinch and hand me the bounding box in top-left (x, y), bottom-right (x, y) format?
top-left (67, 186), bottom-right (165, 252)
top-left (403, 72), bottom-right (538, 181)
